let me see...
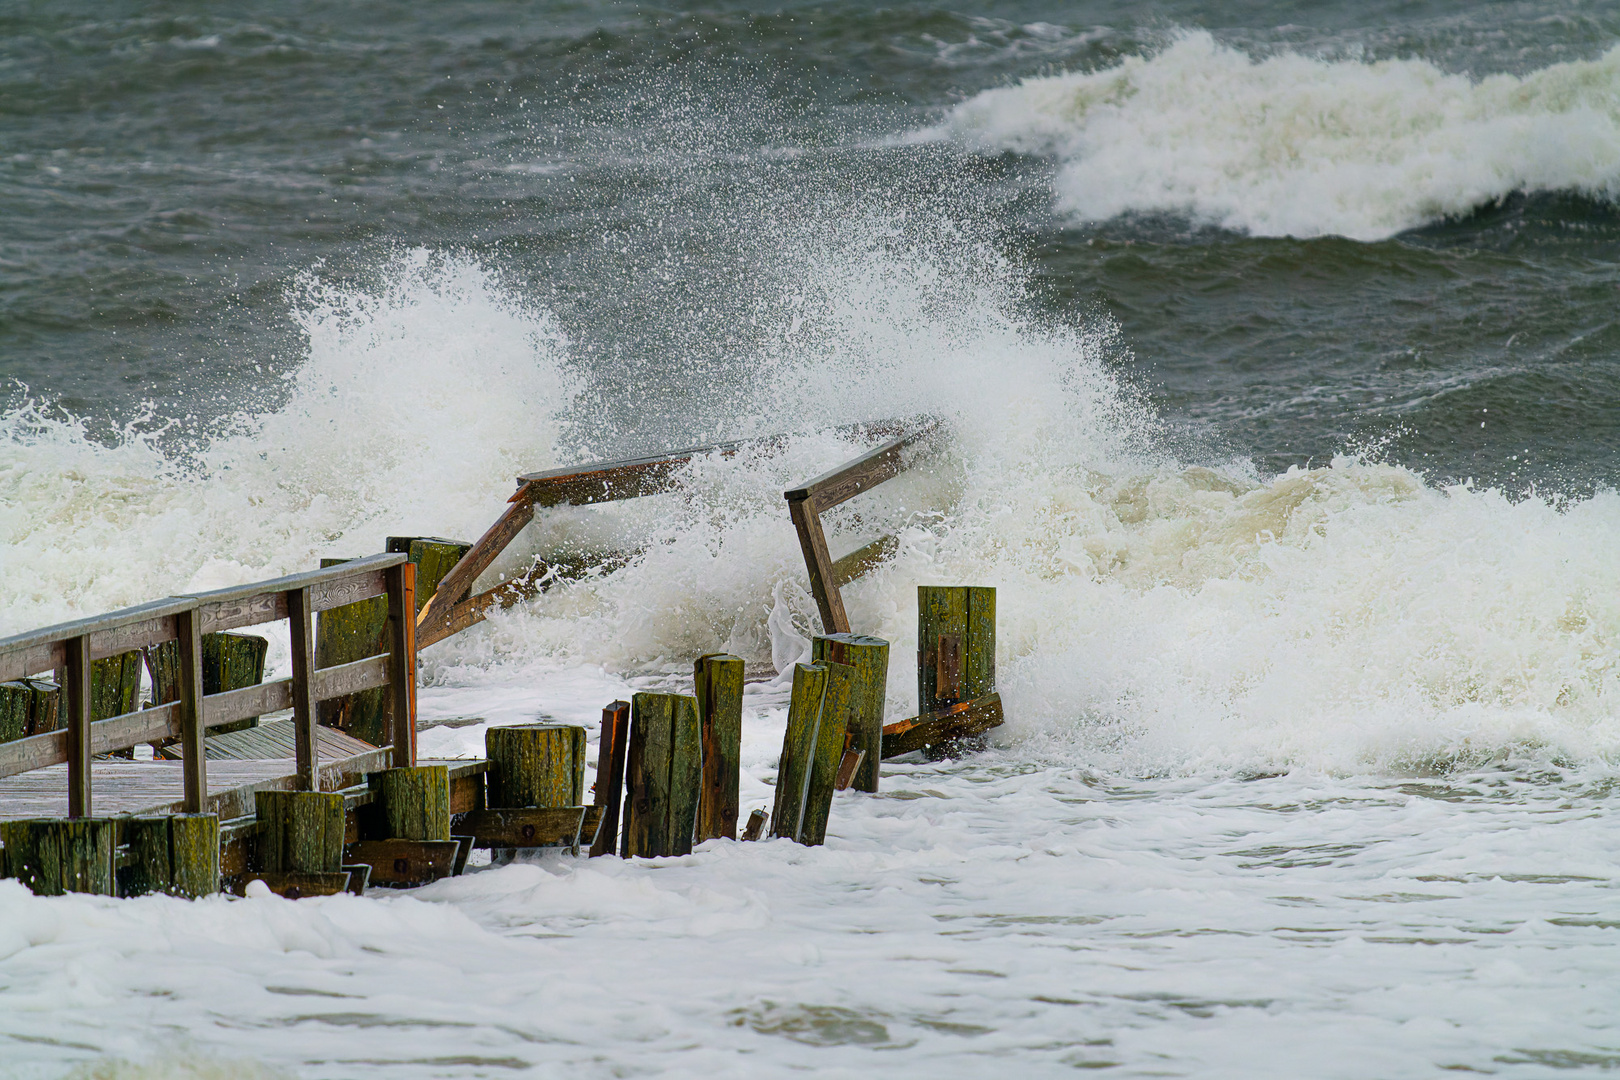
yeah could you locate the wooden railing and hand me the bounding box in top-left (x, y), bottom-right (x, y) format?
top-left (784, 420), bottom-right (943, 634)
top-left (0, 554), bottom-right (417, 816)
top-left (416, 419), bottom-right (934, 649)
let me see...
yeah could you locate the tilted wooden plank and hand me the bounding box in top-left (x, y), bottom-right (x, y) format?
top-left (783, 425), bottom-right (939, 512)
top-left (0, 729), bottom-right (68, 779)
top-left (0, 597), bottom-right (196, 682)
top-left (880, 692), bottom-right (1004, 759)
top-left (829, 534), bottom-right (899, 589)
top-left (415, 500), bottom-right (535, 636)
top-left (788, 499), bottom-right (848, 635)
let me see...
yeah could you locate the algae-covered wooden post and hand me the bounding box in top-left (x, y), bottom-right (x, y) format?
top-left (486, 724), bottom-right (585, 809)
top-left (919, 586), bottom-right (994, 710)
top-left (811, 634), bottom-right (888, 793)
top-left (694, 653), bottom-right (744, 841)
top-left (256, 790), bottom-right (345, 873)
top-left (376, 765), bottom-right (450, 841)
top-left (90, 650), bottom-right (141, 721)
top-left (0, 678), bottom-right (57, 743)
top-left (769, 661), bottom-right (854, 846)
top-left (123, 815), bottom-right (220, 898)
top-left (318, 539), bottom-right (466, 748)
top-left (590, 701), bottom-right (630, 857)
top-left (148, 632), bottom-right (270, 740)
top-left (0, 819), bottom-right (117, 896)
top-left (622, 692), bottom-right (701, 858)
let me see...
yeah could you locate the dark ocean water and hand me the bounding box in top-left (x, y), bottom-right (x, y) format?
top-left (2, 1), bottom-right (1618, 488)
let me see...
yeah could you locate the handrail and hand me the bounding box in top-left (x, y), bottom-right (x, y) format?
top-left (784, 420), bottom-right (944, 634)
top-left (0, 552), bottom-right (417, 816)
top-left (415, 418), bottom-right (926, 649)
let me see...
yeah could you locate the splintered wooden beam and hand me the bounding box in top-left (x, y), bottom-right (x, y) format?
top-left (880, 692), bottom-right (1004, 759)
top-left (590, 701), bottom-right (630, 857)
top-left (770, 660), bottom-right (854, 846)
top-left (810, 634), bottom-right (889, 793)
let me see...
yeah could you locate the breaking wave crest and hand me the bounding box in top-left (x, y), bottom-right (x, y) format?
top-left (934, 31), bottom-right (1620, 240)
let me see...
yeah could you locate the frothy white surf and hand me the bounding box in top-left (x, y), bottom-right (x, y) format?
top-left (3, 231), bottom-right (1617, 774)
top-left (933, 31), bottom-right (1620, 239)
top-left (0, 250), bottom-right (577, 634)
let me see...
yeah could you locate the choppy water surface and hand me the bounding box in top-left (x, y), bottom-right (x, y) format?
top-left (2, 2), bottom-right (1620, 1077)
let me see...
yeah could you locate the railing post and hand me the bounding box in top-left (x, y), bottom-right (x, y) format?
top-left (786, 496), bottom-right (849, 635)
top-left (287, 587), bottom-right (319, 791)
top-left (176, 607), bottom-right (208, 813)
top-left (386, 562), bottom-right (417, 768)
top-left (64, 635), bottom-right (92, 818)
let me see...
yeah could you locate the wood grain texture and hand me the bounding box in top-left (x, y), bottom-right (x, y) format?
top-left (314, 557), bottom-right (390, 747)
top-left (880, 692), bottom-right (1004, 759)
top-left (453, 806), bottom-right (585, 849)
top-left (255, 790), bottom-right (344, 873)
top-left (343, 838), bottom-right (460, 887)
top-left (286, 587), bottom-right (318, 791)
top-left (590, 701), bottom-right (630, 857)
top-left (486, 724), bottom-right (584, 809)
top-left (0, 818), bottom-right (116, 896)
top-left (167, 813), bottom-right (221, 898)
top-left (770, 663), bottom-right (826, 842)
top-left (623, 693), bottom-right (700, 858)
top-left (63, 636), bottom-right (91, 817)
top-left (376, 765), bottom-right (450, 841)
top-left (788, 498), bottom-right (848, 635)
top-left (918, 586), bottom-right (969, 711)
top-left (796, 660), bottom-right (853, 847)
top-left (811, 634), bottom-right (889, 793)
top-left (414, 500), bottom-right (535, 641)
top-left (694, 654), bottom-right (744, 842)
top-left (385, 561), bottom-right (416, 767)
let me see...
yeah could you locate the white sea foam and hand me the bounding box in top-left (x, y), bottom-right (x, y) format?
top-left (3, 229), bottom-right (1618, 776)
top-left (932, 31), bottom-right (1620, 239)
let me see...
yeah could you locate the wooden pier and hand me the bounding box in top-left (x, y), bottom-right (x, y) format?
top-left (0, 419), bottom-right (1004, 898)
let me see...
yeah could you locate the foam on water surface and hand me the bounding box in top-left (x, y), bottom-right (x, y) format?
top-left (932, 31), bottom-right (1620, 239)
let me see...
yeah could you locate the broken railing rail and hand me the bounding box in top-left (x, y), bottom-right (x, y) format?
top-left (0, 553), bottom-right (417, 816)
top-left (783, 419), bottom-right (944, 635)
top-left (415, 417), bottom-right (939, 649)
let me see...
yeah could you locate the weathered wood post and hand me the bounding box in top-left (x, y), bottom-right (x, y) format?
top-left (317, 538), bottom-right (467, 747)
top-left (0, 678), bottom-right (56, 743)
top-left (769, 661), bottom-right (855, 846)
top-left (880, 586), bottom-right (1004, 759)
top-left (622, 693), bottom-right (701, 858)
top-left (0, 819), bottom-right (117, 896)
top-left (252, 790), bottom-right (349, 897)
top-left (486, 724), bottom-right (585, 809)
top-left (589, 701), bottom-right (630, 857)
top-left (90, 650), bottom-right (142, 722)
top-left (122, 815), bottom-right (220, 898)
top-left (919, 586), bottom-right (995, 709)
top-left (810, 634), bottom-right (888, 793)
top-left (694, 653), bottom-right (744, 841)
top-left (148, 632), bottom-right (270, 736)
top-left (376, 765), bottom-right (450, 840)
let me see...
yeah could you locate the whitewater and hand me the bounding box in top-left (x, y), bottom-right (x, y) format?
top-left (934, 30), bottom-right (1620, 240)
top-left (2, 231), bottom-right (1618, 1077)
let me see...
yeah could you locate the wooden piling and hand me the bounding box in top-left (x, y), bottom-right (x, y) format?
top-left (255, 790), bottom-right (345, 874)
top-left (485, 724), bottom-right (585, 809)
top-left (589, 701), bottom-right (630, 857)
top-left (694, 653), bottom-right (744, 841)
top-left (149, 632), bottom-right (269, 735)
top-left (317, 538), bottom-right (468, 747)
top-left (0, 819), bottom-right (116, 896)
top-left (770, 661), bottom-right (854, 846)
top-left (918, 586), bottom-right (995, 710)
top-left (90, 650), bottom-right (142, 722)
top-left (122, 814), bottom-right (220, 898)
top-left (0, 678), bottom-right (58, 744)
top-left (376, 765), bottom-right (451, 841)
top-left (623, 692), bottom-right (701, 858)
top-left (811, 634), bottom-right (889, 793)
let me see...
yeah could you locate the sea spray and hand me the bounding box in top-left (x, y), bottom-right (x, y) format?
top-left (0, 250), bottom-right (578, 637)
